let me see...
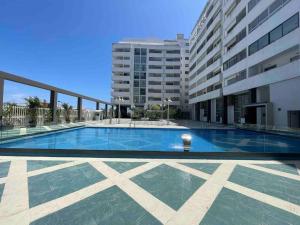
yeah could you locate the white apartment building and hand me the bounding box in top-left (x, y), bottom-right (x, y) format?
top-left (112, 34), bottom-right (190, 117)
top-left (189, 0), bottom-right (300, 128)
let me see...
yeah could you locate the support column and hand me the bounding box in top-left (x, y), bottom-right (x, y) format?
top-left (0, 78), bottom-right (4, 122)
top-left (96, 102), bottom-right (100, 110)
top-left (77, 97), bottom-right (82, 121)
top-left (50, 90), bottom-right (57, 123)
top-left (207, 100), bottom-right (211, 123)
top-left (223, 96), bottom-right (228, 125)
top-left (105, 104), bottom-right (108, 119)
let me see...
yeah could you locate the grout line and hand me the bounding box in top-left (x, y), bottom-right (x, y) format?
top-left (166, 163), bottom-right (236, 225)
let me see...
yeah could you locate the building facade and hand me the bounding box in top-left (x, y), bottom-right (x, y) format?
top-left (112, 34), bottom-right (190, 117)
top-left (189, 0), bottom-right (300, 128)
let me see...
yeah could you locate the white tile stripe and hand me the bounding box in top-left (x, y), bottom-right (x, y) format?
top-left (241, 163), bottom-right (300, 181)
top-left (29, 179), bottom-right (113, 222)
top-left (0, 161), bottom-right (29, 225)
top-left (165, 162), bottom-right (210, 180)
top-left (225, 181), bottom-right (300, 216)
top-left (90, 161), bottom-right (176, 224)
top-left (166, 163), bottom-right (236, 225)
top-left (27, 161), bottom-right (85, 177)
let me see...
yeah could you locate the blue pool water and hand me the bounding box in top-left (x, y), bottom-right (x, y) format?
top-left (0, 127), bottom-right (300, 153)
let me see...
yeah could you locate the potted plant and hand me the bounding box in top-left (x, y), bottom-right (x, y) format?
top-left (25, 97), bottom-right (41, 127)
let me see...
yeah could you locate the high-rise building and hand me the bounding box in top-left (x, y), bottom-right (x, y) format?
top-left (189, 0), bottom-right (300, 128)
top-left (111, 34), bottom-right (190, 117)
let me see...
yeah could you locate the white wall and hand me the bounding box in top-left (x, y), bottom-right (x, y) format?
top-left (270, 77), bottom-right (300, 127)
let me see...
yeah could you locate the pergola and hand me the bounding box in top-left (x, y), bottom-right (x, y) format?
top-left (0, 71), bottom-right (115, 122)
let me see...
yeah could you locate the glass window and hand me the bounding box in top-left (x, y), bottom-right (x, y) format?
top-left (140, 80), bottom-right (146, 87)
top-left (270, 25), bottom-right (282, 43)
top-left (283, 13), bottom-right (299, 36)
top-left (134, 80), bottom-right (139, 87)
top-left (134, 56), bottom-right (140, 63)
top-left (134, 88), bottom-right (139, 95)
top-left (269, 0), bottom-right (282, 15)
top-left (134, 48), bottom-right (140, 55)
top-left (249, 41), bottom-right (258, 56)
top-left (134, 72), bottom-right (139, 79)
top-left (141, 48), bottom-right (147, 55)
top-left (141, 56), bottom-right (147, 64)
top-left (258, 34), bottom-right (269, 50)
top-left (140, 73), bottom-right (146, 79)
top-left (140, 88), bottom-right (146, 95)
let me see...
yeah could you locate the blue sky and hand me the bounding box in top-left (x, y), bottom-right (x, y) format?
top-left (0, 0), bottom-right (205, 109)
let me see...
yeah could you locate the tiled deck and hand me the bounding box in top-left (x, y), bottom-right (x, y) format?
top-left (0, 156), bottom-right (299, 225)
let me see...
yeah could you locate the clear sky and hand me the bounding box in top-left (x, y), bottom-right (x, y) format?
top-left (0, 0), bottom-right (205, 109)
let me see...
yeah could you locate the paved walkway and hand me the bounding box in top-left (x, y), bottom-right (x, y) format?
top-left (0, 156), bottom-right (299, 225)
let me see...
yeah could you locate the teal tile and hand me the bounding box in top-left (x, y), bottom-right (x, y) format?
top-left (254, 163), bottom-right (299, 175)
top-left (30, 186), bottom-right (162, 225)
top-left (200, 188), bottom-right (300, 225)
top-left (229, 165), bottom-right (300, 205)
top-left (0, 161), bottom-right (10, 178)
top-left (131, 164), bottom-right (205, 210)
top-left (104, 161), bottom-right (146, 173)
top-left (180, 163), bottom-right (220, 174)
top-left (27, 160), bottom-right (71, 172)
top-left (28, 163), bottom-right (105, 208)
top-left (0, 183), bottom-right (4, 202)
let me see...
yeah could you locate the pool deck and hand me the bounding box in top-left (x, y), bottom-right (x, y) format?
top-left (0, 156), bottom-right (300, 225)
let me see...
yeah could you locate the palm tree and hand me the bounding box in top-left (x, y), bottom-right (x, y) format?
top-left (62, 103), bottom-right (73, 123)
top-left (25, 97), bottom-right (41, 127)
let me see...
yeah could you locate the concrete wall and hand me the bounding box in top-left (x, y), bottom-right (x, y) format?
top-left (270, 77), bottom-right (300, 127)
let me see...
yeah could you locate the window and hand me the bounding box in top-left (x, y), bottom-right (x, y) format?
top-left (283, 13), bottom-right (299, 35)
top-left (248, 42), bottom-right (258, 56)
top-left (248, 0), bottom-right (261, 12)
top-left (270, 25), bottom-right (282, 43)
top-left (149, 57), bottom-right (162, 61)
top-left (149, 49), bottom-right (162, 54)
top-left (258, 34), bottom-right (269, 49)
top-left (223, 49), bottom-right (247, 70)
top-left (166, 50), bottom-right (180, 54)
top-left (248, 13), bottom-right (299, 56)
top-left (248, 0), bottom-right (292, 33)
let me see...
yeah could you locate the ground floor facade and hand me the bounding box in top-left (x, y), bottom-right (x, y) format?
top-left (191, 76), bottom-right (300, 129)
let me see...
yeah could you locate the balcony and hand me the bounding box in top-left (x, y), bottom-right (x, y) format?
top-left (189, 89), bottom-right (221, 104)
top-left (223, 59), bottom-right (300, 95)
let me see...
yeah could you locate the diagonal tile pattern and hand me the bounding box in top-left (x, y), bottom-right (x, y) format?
top-left (131, 164), bottom-right (205, 210)
top-left (254, 163), bottom-right (299, 175)
top-left (229, 165), bottom-right (300, 205)
top-left (0, 161), bottom-right (11, 178)
top-left (199, 188), bottom-right (300, 225)
top-left (28, 162), bottom-right (106, 207)
top-left (27, 160), bottom-right (71, 172)
top-left (0, 157), bottom-right (299, 225)
top-left (179, 163), bottom-right (220, 174)
top-left (104, 161), bottom-right (146, 173)
top-left (30, 186), bottom-right (162, 225)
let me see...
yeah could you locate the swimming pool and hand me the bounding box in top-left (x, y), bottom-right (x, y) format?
top-left (0, 127), bottom-right (300, 153)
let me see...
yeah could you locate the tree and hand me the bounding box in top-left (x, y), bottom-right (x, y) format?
top-left (62, 103), bottom-right (73, 123)
top-left (25, 97), bottom-right (41, 127)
